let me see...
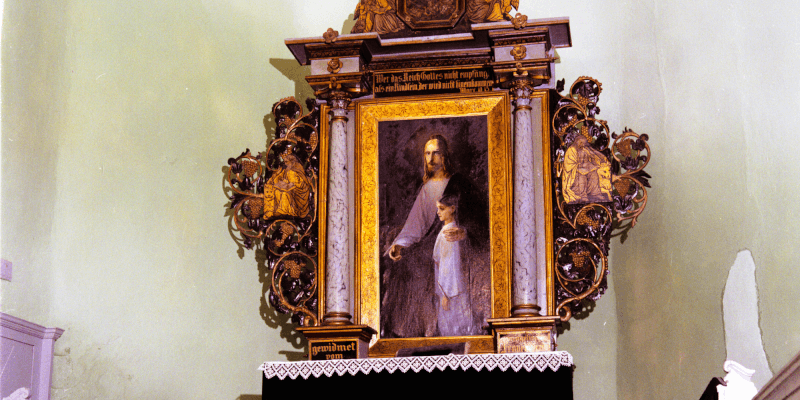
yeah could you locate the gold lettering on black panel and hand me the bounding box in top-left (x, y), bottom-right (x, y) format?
top-left (309, 340), bottom-right (359, 360)
top-left (373, 68), bottom-right (495, 98)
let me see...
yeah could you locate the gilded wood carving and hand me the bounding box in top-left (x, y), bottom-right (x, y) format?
top-left (225, 98), bottom-right (321, 326)
top-left (551, 77), bottom-right (651, 321)
top-left (224, 11), bottom-right (654, 358)
top-left (351, 0), bottom-right (521, 34)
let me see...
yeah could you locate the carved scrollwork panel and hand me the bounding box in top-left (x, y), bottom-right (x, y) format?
top-left (611, 128), bottom-right (651, 227)
top-left (225, 97), bottom-right (321, 326)
top-left (554, 238), bottom-right (608, 321)
top-left (551, 77), bottom-right (651, 321)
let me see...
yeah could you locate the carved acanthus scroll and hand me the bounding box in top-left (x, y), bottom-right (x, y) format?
top-left (551, 77), bottom-right (651, 321)
top-left (225, 98), bottom-right (321, 326)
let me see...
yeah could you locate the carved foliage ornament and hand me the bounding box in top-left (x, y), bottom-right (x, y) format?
top-left (551, 77), bottom-right (651, 321)
top-left (323, 28), bottom-right (339, 44)
top-left (351, 0), bottom-right (521, 34)
top-left (225, 98), bottom-right (321, 326)
top-left (511, 12), bottom-right (527, 29)
top-left (510, 44), bottom-right (527, 61)
top-left (327, 58), bottom-right (343, 74)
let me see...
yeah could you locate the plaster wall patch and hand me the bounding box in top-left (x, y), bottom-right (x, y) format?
top-left (722, 249), bottom-right (772, 389)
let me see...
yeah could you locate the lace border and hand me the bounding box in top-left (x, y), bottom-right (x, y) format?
top-left (260, 351), bottom-right (573, 380)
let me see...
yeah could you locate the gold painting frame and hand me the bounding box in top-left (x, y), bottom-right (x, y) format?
top-left (354, 92), bottom-right (512, 356)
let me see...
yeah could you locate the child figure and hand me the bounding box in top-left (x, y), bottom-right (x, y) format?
top-left (433, 193), bottom-right (474, 336)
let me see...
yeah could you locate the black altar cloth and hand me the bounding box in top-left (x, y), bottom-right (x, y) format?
top-left (261, 352), bottom-right (574, 398)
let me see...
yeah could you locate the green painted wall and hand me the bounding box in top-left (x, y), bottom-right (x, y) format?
top-left (607, 0), bottom-right (800, 397)
top-left (2, 0), bottom-right (799, 399)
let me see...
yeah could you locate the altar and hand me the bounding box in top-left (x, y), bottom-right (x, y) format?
top-left (223, 0), bottom-right (651, 394)
top-left (260, 352), bottom-right (574, 398)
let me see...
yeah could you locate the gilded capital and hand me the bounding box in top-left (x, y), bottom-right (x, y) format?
top-left (328, 90), bottom-right (351, 111)
top-left (510, 77), bottom-right (534, 110)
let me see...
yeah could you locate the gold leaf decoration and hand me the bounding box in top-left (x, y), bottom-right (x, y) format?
top-left (323, 27), bottom-right (338, 44)
top-left (512, 13), bottom-right (528, 29)
top-left (510, 45), bottom-right (527, 60)
top-left (327, 58), bottom-right (343, 74)
top-left (614, 179), bottom-right (633, 197)
top-left (575, 209), bottom-right (599, 230)
top-left (285, 259), bottom-right (304, 279)
top-left (570, 250), bottom-right (591, 270)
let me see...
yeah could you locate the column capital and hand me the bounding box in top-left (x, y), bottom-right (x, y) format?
top-left (511, 69), bottom-right (536, 111)
top-left (511, 83), bottom-right (534, 112)
top-left (328, 89), bottom-right (352, 111)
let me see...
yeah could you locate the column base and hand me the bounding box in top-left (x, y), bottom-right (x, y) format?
top-left (322, 311), bottom-right (353, 326)
top-left (486, 315), bottom-right (560, 353)
top-left (510, 304), bottom-right (542, 317)
top-left (297, 324), bottom-right (377, 360)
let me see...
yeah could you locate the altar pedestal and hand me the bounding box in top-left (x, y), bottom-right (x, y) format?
top-left (260, 352), bottom-right (574, 398)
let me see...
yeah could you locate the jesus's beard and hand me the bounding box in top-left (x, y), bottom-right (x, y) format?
top-left (426, 163), bottom-right (441, 175)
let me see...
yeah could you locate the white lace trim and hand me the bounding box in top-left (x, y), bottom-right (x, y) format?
top-left (259, 351), bottom-right (573, 380)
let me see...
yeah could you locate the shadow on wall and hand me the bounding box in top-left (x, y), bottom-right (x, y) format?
top-left (557, 299), bottom-right (598, 335)
top-left (220, 163), bottom-right (307, 361)
top-left (257, 248), bottom-right (307, 361)
top-left (269, 59), bottom-right (314, 114)
top-left (262, 114), bottom-right (277, 144)
top-left (342, 13), bottom-right (356, 34)
top-left (267, 12), bottom-right (355, 113)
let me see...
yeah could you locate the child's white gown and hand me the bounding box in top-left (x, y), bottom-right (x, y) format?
top-left (433, 221), bottom-right (473, 336)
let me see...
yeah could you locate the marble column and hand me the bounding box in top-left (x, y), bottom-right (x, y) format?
top-left (511, 81), bottom-right (541, 316)
top-left (323, 93), bottom-right (352, 325)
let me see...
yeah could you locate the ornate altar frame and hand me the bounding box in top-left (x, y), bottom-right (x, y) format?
top-left (224, 1), bottom-right (651, 360)
top-left (352, 92), bottom-right (519, 355)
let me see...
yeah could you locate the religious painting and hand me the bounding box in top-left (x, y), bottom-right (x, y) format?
top-left (354, 92), bottom-right (512, 356)
top-left (378, 116), bottom-right (490, 339)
